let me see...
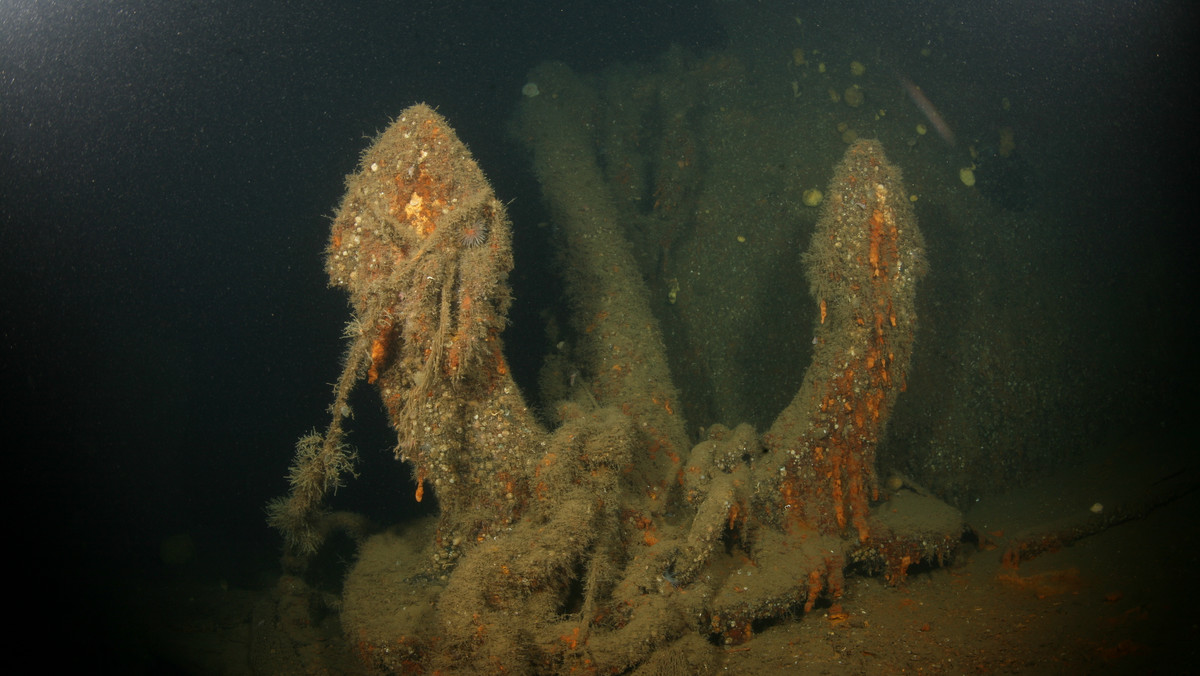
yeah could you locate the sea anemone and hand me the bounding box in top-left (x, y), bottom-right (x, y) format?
top-left (460, 219), bottom-right (488, 247)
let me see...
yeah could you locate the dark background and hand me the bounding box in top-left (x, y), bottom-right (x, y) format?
top-left (2, 0), bottom-right (1197, 660)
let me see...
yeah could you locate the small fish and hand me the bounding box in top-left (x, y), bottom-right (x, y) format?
top-left (897, 74), bottom-right (955, 146)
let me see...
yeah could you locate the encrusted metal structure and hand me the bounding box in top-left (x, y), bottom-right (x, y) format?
top-left (270, 80), bottom-right (959, 672)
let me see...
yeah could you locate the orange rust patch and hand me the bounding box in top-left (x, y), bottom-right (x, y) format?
top-left (367, 332), bottom-right (391, 384)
